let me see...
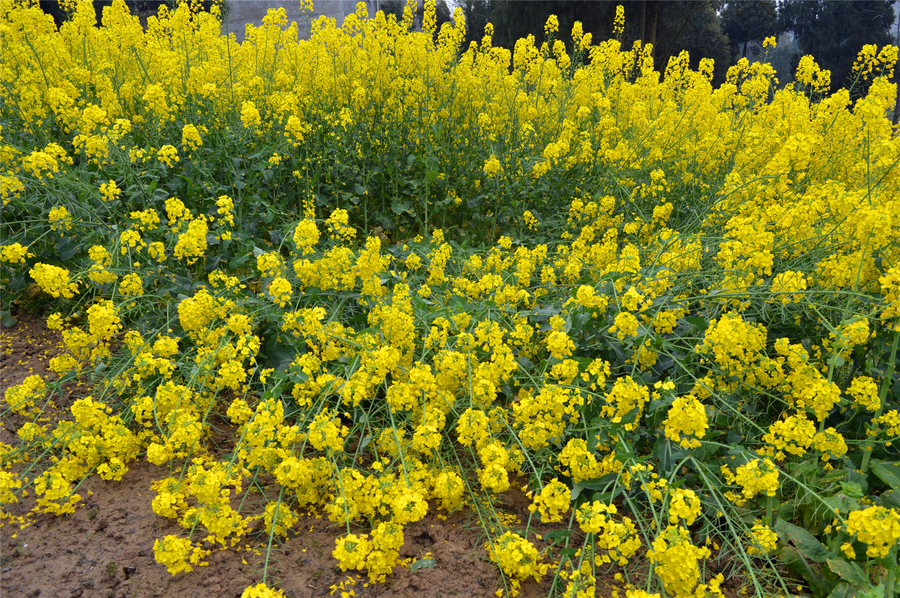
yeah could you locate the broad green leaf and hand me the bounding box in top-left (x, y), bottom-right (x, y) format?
top-left (391, 199), bottom-right (412, 215)
top-left (870, 460), bottom-right (900, 494)
top-left (543, 529), bottom-right (571, 542)
top-left (860, 585), bottom-right (885, 598)
top-left (684, 316), bottom-right (706, 330)
top-left (878, 490), bottom-right (900, 510)
top-left (410, 558), bottom-right (435, 572)
top-left (826, 559), bottom-right (868, 586)
top-left (0, 310), bottom-right (17, 328)
top-left (838, 482), bottom-right (863, 499)
top-left (826, 582), bottom-right (867, 598)
top-left (823, 493), bottom-right (859, 515)
top-left (774, 519), bottom-right (829, 563)
top-left (779, 545), bottom-right (831, 598)
top-left (570, 474), bottom-right (620, 502)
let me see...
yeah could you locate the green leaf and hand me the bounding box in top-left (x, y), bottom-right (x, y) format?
top-left (543, 529), bottom-right (571, 542)
top-left (774, 519), bottom-right (829, 563)
top-left (860, 585), bottom-right (885, 598)
top-left (570, 474), bottom-right (620, 502)
top-left (57, 237), bottom-right (80, 261)
top-left (0, 310), bottom-right (17, 328)
top-left (826, 559), bottom-right (869, 586)
top-left (826, 583), bottom-right (866, 598)
top-left (391, 199), bottom-right (412, 215)
top-left (614, 438), bottom-right (636, 463)
top-left (823, 492), bottom-right (859, 515)
top-left (839, 469), bottom-right (869, 495)
top-left (684, 316), bottom-right (706, 330)
top-left (410, 558), bottom-right (435, 573)
top-left (229, 252), bottom-right (251, 269)
top-left (870, 460), bottom-right (900, 494)
top-left (878, 489), bottom-right (900, 510)
top-left (779, 545), bottom-right (830, 598)
top-left (838, 482), bottom-right (863, 500)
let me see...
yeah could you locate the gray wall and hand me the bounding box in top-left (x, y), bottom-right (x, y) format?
top-left (223, 1), bottom-right (399, 41)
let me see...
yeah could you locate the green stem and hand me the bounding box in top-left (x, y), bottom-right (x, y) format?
top-left (861, 328), bottom-right (899, 474)
top-left (262, 488), bottom-right (285, 584)
top-left (884, 544), bottom-right (898, 598)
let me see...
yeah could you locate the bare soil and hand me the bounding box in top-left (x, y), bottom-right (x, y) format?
top-left (0, 312), bottom-right (562, 598)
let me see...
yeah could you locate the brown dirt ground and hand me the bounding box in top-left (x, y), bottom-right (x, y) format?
top-left (0, 312), bottom-right (582, 598)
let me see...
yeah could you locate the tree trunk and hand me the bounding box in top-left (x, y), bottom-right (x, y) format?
top-left (648, 1), bottom-right (658, 58)
top-left (639, 0), bottom-right (647, 43)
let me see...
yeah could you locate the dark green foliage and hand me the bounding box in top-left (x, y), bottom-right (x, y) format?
top-left (779, 0), bottom-right (897, 94)
top-left (38, 0), bottom-right (222, 28)
top-left (720, 0), bottom-right (779, 60)
top-left (465, 1), bottom-right (732, 84)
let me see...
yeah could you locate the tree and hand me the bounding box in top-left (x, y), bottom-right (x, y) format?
top-left (720, 0), bottom-right (778, 60)
top-left (479, 1), bottom-right (732, 84)
top-left (779, 0), bottom-right (896, 93)
top-left (381, 0), bottom-right (452, 33)
top-left (458, 0), bottom-right (497, 46)
top-left (38, 0), bottom-right (221, 28)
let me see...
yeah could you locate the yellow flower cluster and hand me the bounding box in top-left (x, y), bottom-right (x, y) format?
top-left (484, 531), bottom-right (550, 596)
top-left (722, 458), bottom-right (779, 506)
top-left (845, 506), bottom-right (900, 559)
top-left (647, 526), bottom-right (712, 598)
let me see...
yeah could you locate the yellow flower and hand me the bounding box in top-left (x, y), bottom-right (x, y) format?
top-left (746, 521), bottom-right (778, 555)
top-left (153, 535), bottom-right (209, 576)
top-left (333, 534), bottom-right (371, 572)
top-left (293, 218), bottom-right (320, 255)
top-left (240, 101), bottom-right (261, 128)
top-left (848, 376), bottom-right (880, 412)
top-left (648, 525), bottom-right (711, 597)
top-left (668, 488), bottom-right (701, 525)
top-left (602, 376), bottom-right (649, 431)
top-left (544, 14), bottom-right (559, 36)
top-left (157, 144), bottom-right (179, 167)
top-left (392, 489), bottom-right (428, 524)
top-left (4, 374), bottom-right (47, 415)
top-left (241, 583), bottom-right (287, 598)
top-left (99, 179), bottom-right (122, 202)
top-left (173, 217), bottom-right (208, 264)
top-left (546, 329), bottom-right (575, 359)
top-left (532, 478), bottom-right (570, 523)
top-left (119, 273), bottom-right (143, 296)
top-left (0, 243), bottom-right (32, 264)
top-left (30, 263), bottom-right (78, 298)
top-left (181, 124), bottom-right (203, 151)
top-left (483, 155), bottom-right (502, 176)
top-left (846, 506), bottom-right (900, 559)
top-left (48, 205), bottom-right (72, 232)
top-left (733, 458), bottom-right (780, 502)
top-left (263, 502), bottom-right (298, 537)
top-left (663, 394), bottom-right (707, 449)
